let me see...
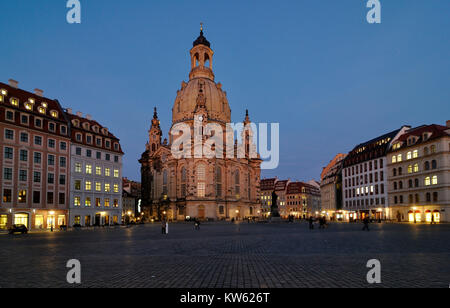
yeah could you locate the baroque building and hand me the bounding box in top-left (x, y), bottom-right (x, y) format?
top-left (387, 121), bottom-right (450, 223)
top-left (0, 80), bottom-right (70, 230)
top-left (66, 110), bottom-right (123, 227)
top-left (140, 28), bottom-right (262, 221)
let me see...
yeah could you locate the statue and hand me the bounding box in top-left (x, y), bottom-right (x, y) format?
top-left (270, 191), bottom-right (280, 218)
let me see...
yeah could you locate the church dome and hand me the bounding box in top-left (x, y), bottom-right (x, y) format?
top-left (172, 78), bottom-right (231, 124)
top-left (193, 30), bottom-right (211, 48)
top-left (172, 28), bottom-right (231, 125)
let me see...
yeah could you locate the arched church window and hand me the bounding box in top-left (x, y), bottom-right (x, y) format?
top-left (197, 164), bottom-right (206, 198)
top-left (216, 166), bottom-right (222, 197)
top-left (181, 167), bottom-right (187, 198)
top-left (162, 170), bottom-right (168, 196)
top-left (248, 173), bottom-right (251, 200)
top-left (235, 170), bottom-right (240, 198)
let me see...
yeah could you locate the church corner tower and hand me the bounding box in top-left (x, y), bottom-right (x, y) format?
top-left (148, 107), bottom-right (162, 154)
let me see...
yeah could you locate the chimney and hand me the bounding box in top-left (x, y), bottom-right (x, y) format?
top-left (86, 114), bottom-right (92, 120)
top-left (34, 89), bottom-right (44, 97)
top-left (8, 79), bottom-right (19, 88)
top-left (66, 108), bottom-right (73, 115)
top-left (76, 111), bottom-right (83, 117)
top-left (447, 120), bottom-right (450, 128)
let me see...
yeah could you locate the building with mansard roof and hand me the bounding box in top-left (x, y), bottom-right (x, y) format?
top-left (387, 121), bottom-right (450, 223)
top-left (139, 28), bottom-right (262, 221)
top-left (342, 126), bottom-right (410, 221)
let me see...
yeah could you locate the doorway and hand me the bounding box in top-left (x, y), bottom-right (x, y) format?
top-left (198, 206), bottom-right (205, 220)
top-left (47, 216), bottom-right (55, 229)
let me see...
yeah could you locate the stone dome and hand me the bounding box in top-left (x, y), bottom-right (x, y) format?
top-left (172, 30), bottom-right (231, 125)
top-left (172, 77), bottom-right (231, 124)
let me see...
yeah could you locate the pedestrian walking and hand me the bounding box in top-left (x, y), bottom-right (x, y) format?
top-left (194, 219), bottom-right (201, 230)
top-left (308, 216), bottom-right (314, 230)
top-left (161, 220), bottom-right (166, 234)
top-left (362, 216), bottom-right (370, 231)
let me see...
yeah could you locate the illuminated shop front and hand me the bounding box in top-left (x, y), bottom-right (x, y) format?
top-left (0, 210), bottom-right (68, 230)
top-left (407, 209), bottom-right (441, 223)
top-left (336, 211), bottom-right (344, 221)
top-left (425, 210), bottom-right (440, 223)
top-left (0, 215), bottom-right (7, 229)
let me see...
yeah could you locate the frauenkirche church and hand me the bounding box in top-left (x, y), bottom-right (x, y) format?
top-left (140, 27), bottom-right (262, 221)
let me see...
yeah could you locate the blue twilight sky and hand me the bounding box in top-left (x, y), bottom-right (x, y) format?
top-left (1, 0), bottom-right (449, 182)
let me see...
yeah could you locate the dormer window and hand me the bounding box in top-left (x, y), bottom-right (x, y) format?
top-left (42, 102), bottom-right (48, 108)
top-left (101, 128), bottom-right (108, 135)
top-left (28, 98), bottom-right (35, 104)
top-left (25, 103), bottom-right (33, 111)
top-left (93, 126), bottom-right (99, 133)
top-left (82, 122), bottom-right (90, 130)
top-left (10, 98), bottom-right (19, 107)
top-left (72, 119), bottom-right (80, 127)
top-left (38, 107), bottom-right (46, 114)
top-left (50, 110), bottom-right (58, 118)
top-left (1, 89), bottom-right (7, 96)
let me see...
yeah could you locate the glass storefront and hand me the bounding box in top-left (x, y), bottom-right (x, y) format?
top-left (35, 215), bottom-right (44, 229)
top-left (14, 213), bottom-right (29, 227)
top-left (433, 211), bottom-right (440, 223)
top-left (58, 215), bottom-right (66, 226)
top-left (0, 215), bottom-right (7, 229)
top-left (47, 216), bottom-right (55, 229)
top-left (74, 216), bottom-right (81, 225)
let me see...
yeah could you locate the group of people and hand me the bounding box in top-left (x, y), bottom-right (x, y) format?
top-left (308, 216), bottom-right (328, 230)
top-left (161, 219), bottom-right (202, 234)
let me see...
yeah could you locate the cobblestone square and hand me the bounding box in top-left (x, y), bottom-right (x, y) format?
top-left (0, 222), bottom-right (449, 288)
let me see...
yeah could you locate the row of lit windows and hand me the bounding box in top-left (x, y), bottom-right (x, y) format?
top-left (74, 163), bottom-right (119, 177)
top-left (345, 184), bottom-right (385, 199)
top-left (2, 189), bottom-right (65, 205)
top-left (4, 109), bottom-right (65, 134)
top-left (0, 90), bottom-right (59, 118)
top-left (74, 180), bottom-right (119, 193)
top-left (392, 145), bottom-right (437, 163)
top-left (73, 196), bottom-right (119, 207)
top-left (393, 176), bottom-right (438, 190)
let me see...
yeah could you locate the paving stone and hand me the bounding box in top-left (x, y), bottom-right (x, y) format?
top-left (0, 222), bottom-right (448, 288)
